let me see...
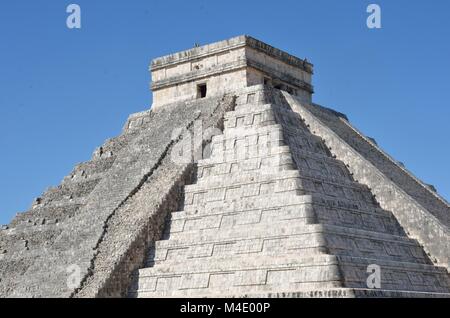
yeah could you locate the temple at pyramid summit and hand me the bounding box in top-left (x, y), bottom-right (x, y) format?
top-left (1, 35), bottom-right (449, 298)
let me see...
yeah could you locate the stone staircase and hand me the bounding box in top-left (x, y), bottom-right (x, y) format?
top-left (129, 87), bottom-right (450, 298)
top-left (0, 92), bottom-right (238, 298)
top-left (0, 127), bottom-right (141, 296)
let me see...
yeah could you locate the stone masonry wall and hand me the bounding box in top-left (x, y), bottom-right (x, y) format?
top-left (0, 93), bottom-right (235, 298)
top-left (282, 92), bottom-right (450, 270)
top-left (0, 118), bottom-right (144, 297)
top-left (75, 94), bottom-right (236, 297)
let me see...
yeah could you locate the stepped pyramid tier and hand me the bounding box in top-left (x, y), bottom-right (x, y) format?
top-left (1, 36), bottom-right (449, 298)
top-left (129, 86), bottom-right (450, 298)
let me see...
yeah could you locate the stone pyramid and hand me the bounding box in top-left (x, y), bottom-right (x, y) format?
top-left (1, 36), bottom-right (449, 298)
top-left (129, 86), bottom-right (450, 298)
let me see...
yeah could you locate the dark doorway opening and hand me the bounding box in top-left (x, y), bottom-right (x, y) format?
top-left (197, 84), bottom-right (207, 98)
top-left (274, 84), bottom-right (282, 90)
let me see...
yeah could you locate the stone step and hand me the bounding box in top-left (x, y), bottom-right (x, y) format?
top-left (281, 129), bottom-right (331, 157)
top-left (39, 196), bottom-right (88, 209)
top-left (233, 87), bottom-right (267, 106)
top-left (224, 104), bottom-right (275, 129)
top-left (311, 201), bottom-right (405, 236)
top-left (224, 105), bottom-right (313, 139)
top-left (182, 192), bottom-right (313, 214)
top-left (183, 182), bottom-right (301, 208)
top-left (177, 194), bottom-right (393, 221)
top-left (165, 203), bottom-right (314, 235)
top-left (2, 221), bottom-right (62, 240)
top-left (181, 193), bottom-right (384, 219)
top-left (155, 221), bottom-right (429, 265)
top-left (148, 237), bottom-right (327, 266)
top-left (195, 166), bottom-right (369, 197)
top-left (215, 123), bottom-right (284, 142)
top-left (9, 202), bottom-right (83, 228)
top-left (189, 174), bottom-right (377, 211)
top-left (167, 196), bottom-right (403, 236)
top-left (133, 282), bottom-right (345, 298)
top-left (39, 177), bottom-right (101, 205)
top-left (211, 133), bottom-right (331, 165)
top-left (61, 171), bottom-right (107, 187)
top-left (209, 137), bottom-right (285, 160)
top-left (224, 108), bottom-right (273, 122)
top-left (336, 255), bottom-right (450, 293)
top-left (184, 172), bottom-right (376, 209)
top-left (199, 145), bottom-right (292, 167)
top-left (159, 220), bottom-right (321, 245)
top-left (198, 154), bottom-right (296, 180)
top-left (132, 254), bottom-right (342, 297)
top-left (199, 145), bottom-right (354, 184)
top-left (210, 131), bottom-right (351, 180)
top-left (224, 102), bottom-right (303, 123)
top-left (135, 252), bottom-right (450, 297)
top-left (94, 129), bottom-right (141, 158)
top-left (75, 155), bottom-right (116, 173)
top-left (208, 148), bottom-right (282, 165)
top-left (186, 169), bottom-right (302, 192)
top-left (133, 251), bottom-right (450, 297)
top-left (63, 156), bottom-right (116, 184)
top-left (289, 148), bottom-right (353, 180)
top-left (138, 253), bottom-right (338, 276)
top-left (224, 103), bottom-right (272, 117)
top-left (0, 225), bottom-right (63, 254)
top-left (133, 287), bottom-right (450, 298)
top-left (273, 106), bottom-right (310, 130)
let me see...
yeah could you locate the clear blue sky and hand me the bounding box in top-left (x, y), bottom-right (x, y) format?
top-left (1, 1), bottom-right (449, 224)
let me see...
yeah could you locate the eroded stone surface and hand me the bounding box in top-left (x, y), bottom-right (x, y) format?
top-left (1, 36), bottom-right (448, 298)
top-left (130, 87), bottom-right (450, 298)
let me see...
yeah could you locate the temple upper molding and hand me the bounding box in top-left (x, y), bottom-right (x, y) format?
top-left (150, 35), bottom-right (314, 73)
top-left (149, 35), bottom-right (314, 108)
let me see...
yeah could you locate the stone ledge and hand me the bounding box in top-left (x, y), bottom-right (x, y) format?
top-left (151, 35), bottom-right (313, 74)
top-left (151, 59), bottom-right (247, 91)
top-left (132, 287), bottom-right (450, 298)
top-left (150, 58), bottom-right (314, 94)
